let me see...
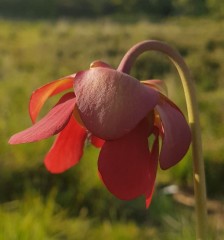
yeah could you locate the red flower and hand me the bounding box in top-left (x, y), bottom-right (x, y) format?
top-left (9, 61), bottom-right (191, 207)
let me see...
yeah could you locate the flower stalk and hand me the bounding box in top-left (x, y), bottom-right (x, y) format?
top-left (118, 40), bottom-right (207, 240)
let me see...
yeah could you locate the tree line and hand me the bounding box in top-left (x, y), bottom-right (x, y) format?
top-left (0, 0), bottom-right (223, 19)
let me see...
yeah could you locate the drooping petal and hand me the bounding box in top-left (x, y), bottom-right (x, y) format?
top-left (9, 93), bottom-right (76, 144)
top-left (98, 118), bottom-right (152, 200)
top-left (145, 129), bottom-right (159, 208)
top-left (29, 75), bottom-right (75, 123)
top-left (156, 94), bottom-right (191, 169)
top-left (74, 68), bottom-right (159, 140)
top-left (90, 135), bottom-right (105, 148)
top-left (142, 79), bottom-right (168, 95)
top-left (44, 116), bottom-right (87, 173)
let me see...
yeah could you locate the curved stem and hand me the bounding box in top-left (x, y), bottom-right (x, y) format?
top-left (118, 40), bottom-right (207, 240)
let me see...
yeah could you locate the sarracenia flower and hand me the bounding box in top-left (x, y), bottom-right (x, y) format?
top-left (9, 60), bottom-right (191, 208)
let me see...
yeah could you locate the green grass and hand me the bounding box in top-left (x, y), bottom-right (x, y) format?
top-left (0, 192), bottom-right (140, 240)
top-left (0, 191), bottom-right (222, 240)
top-left (0, 17), bottom-right (224, 239)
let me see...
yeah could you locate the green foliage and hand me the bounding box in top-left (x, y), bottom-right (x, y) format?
top-left (0, 0), bottom-right (223, 19)
top-left (207, 0), bottom-right (224, 17)
top-left (0, 192), bottom-right (221, 239)
top-left (172, 0), bottom-right (207, 15)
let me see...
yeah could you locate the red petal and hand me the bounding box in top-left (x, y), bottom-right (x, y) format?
top-left (9, 93), bottom-right (76, 144)
top-left (142, 79), bottom-right (168, 95)
top-left (98, 118), bottom-right (153, 200)
top-left (90, 135), bottom-right (105, 148)
top-left (145, 129), bottom-right (159, 208)
top-left (29, 75), bottom-right (75, 123)
top-left (156, 95), bottom-right (191, 169)
top-left (74, 68), bottom-right (159, 140)
top-left (44, 116), bottom-right (87, 173)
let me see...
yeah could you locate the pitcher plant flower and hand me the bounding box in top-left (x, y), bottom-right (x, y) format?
top-left (9, 50), bottom-right (191, 208)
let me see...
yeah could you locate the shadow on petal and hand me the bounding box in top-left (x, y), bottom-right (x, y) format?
top-left (90, 135), bottom-right (105, 148)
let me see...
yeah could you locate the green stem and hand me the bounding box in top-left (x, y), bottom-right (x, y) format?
top-left (118, 40), bottom-right (207, 240)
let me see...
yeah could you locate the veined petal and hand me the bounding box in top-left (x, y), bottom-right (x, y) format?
top-left (156, 94), bottom-right (191, 169)
top-left (44, 116), bottom-right (87, 173)
top-left (30, 74), bottom-right (75, 123)
top-left (9, 93), bottom-right (76, 144)
top-left (90, 135), bottom-right (105, 148)
top-left (98, 118), bottom-right (152, 200)
top-left (74, 68), bottom-right (159, 140)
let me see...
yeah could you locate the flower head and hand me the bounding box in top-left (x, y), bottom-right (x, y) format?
top-left (9, 60), bottom-right (191, 208)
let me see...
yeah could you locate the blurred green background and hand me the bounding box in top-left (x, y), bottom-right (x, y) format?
top-left (0, 0), bottom-right (224, 239)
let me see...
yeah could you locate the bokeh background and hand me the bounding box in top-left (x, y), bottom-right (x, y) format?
top-left (0, 1), bottom-right (224, 239)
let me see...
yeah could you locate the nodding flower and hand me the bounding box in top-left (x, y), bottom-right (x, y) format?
top-left (9, 59), bottom-right (191, 208)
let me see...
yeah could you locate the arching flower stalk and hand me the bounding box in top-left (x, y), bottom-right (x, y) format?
top-left (9, 41), bottom-right (205, 236)
top-left (118, 40), bottom-right (207, 240)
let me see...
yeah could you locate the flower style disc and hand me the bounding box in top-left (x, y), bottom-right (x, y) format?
top-left (74, 67), bottom-right (159, 140)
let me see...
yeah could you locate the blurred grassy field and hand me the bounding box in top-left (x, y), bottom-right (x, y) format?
top-left (0, 17), bottom-right (224, 239)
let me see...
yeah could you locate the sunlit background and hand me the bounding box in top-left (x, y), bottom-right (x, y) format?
top-left (0, 0), bottom-right (224, 239)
